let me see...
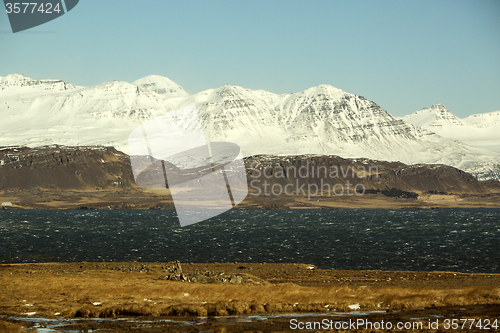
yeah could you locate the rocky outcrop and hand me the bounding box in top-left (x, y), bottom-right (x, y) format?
top-left (158, 261), bottom-right (250, 284)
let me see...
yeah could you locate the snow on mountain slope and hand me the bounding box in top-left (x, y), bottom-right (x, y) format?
top-left (133, 75), bottom-right (188, 97)
top-left (402, 105), bottom-right (500, 180)
top-left (403, 105), bottom-right (500, 153)
top-left (465, 110), bottom-right (500, 127)
top-left (0, 75), bottom-right (185, 148)
top-left (161, 83), bottom-right (443, 161)
top-left (1, 74), bottom-right (499, 181)
top-left (181, 86), bottom-right (499, 181)
top-left (0, 73), bottom-right (78, 94)
top-left (403, 104), bottom-right (464, 128)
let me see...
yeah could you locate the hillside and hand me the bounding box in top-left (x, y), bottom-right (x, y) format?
top-left (1, 146), bottom-right (499, 210)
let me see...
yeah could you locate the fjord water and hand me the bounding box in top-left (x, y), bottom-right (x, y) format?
top-left (0, 209), bottom-right (499, 273)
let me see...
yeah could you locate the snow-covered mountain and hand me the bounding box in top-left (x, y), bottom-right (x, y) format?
top-left (403, 104), bottom-right (500, 153)
top-left (133, 75), bottom-right (188, 97)
top-left (403, 104), bottom-right (464, 128)
top-left (1, 74), bottom-right (499, 181)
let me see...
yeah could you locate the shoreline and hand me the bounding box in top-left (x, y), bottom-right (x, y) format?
top-left (2, 188), bottom-right (500, 210)
top-left (2, 304), bottom-right (499, 332)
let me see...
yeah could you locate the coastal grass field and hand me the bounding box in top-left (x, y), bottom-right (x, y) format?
top-left (1, 262), bottom-right (499, 332)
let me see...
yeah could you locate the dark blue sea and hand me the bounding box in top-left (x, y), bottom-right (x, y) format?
top-left (0, 209), bottom-right (499, 273)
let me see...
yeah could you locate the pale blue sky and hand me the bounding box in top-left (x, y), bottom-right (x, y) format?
top-left (1, 0), bottom-right (499, 117)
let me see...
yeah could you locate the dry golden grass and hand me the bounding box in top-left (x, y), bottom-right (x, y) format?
top-left (0, 320), bottom-right (25, 333)
top-left (1, 268), bottom-right (499, 319)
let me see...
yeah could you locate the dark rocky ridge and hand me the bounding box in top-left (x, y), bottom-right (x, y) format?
top-left (245, 155), bottom-right (500, 195)
top-left (0, 145), bottom-right (135, 190)
top-left (0, 145), bottom-right (499, 196)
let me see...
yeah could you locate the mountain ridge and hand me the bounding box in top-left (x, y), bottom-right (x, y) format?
top-left (1, 74), bottom-right (499, 181)
top-left (403, 104), bottom-right (500, 156)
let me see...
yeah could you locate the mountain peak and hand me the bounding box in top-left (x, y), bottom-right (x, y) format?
top-left (426, 104), bottom-right (450, 112)
top-left (1, 73), bottom-right (28, 80)
top-left (0, 74), bottom-right (32, 86)
top-left (464, 110), bottom-right (500, 127)
top-left (133, 75), bottom-right (188, 97)
top-left (403, 104), bottom-right (463, 128)
top-left (0, 74), bottom-right (76, 91)
top-left (421, 104), bottom-right (459, 120)
top-left (213, 84), bottom-right (251, 98)
top-left (302, 84), bottom-right (346, 97)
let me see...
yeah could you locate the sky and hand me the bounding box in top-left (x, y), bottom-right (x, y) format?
top-left (1, 0), bottom-right (499, 118)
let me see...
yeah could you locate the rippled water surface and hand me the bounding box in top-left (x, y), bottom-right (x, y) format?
top-left (1, 209), bottom-right (499, 273)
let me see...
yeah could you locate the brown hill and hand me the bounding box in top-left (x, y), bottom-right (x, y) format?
top-left (244, 155), bottom-right (499, 196)
top-left (0, 145), bottom-right (135, 190)
top-left (1, 146), bottom-right (499, 197)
